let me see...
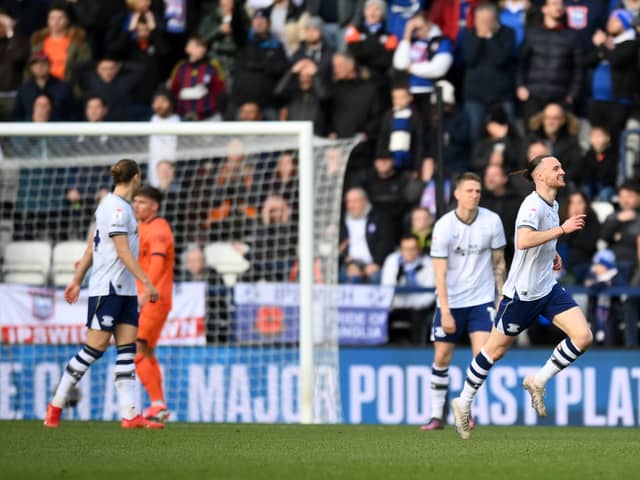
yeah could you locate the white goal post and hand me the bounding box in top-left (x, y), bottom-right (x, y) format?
top-left (0, 121), bottom-right (351, 424)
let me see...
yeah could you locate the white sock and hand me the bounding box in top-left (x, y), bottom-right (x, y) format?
top-left (534, 338), bottom-right (583, 387)
top-left (430, 364), bottom-right (449, 420)
top-left (52, 345), bottom-right (103, 408)
top-left (459, 349), bottom-right (494, 409)
top-left (115, 343), bottom-right (138, 420)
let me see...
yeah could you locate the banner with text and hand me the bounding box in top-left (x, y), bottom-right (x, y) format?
top-left (233, 282), bottom-right (394, 345)
top-left (1, 347), bottom-right (638, 426)
top-left (0, 282), bottom-right (206, 345)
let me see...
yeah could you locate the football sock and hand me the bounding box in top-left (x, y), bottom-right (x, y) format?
top-left (534, 338), bottom-right (584, 387)
top-left (430, 364), bottom-right (449, 420)
top-left (52, 344), bottom-right (103, 408)
top-left (115, 343), bottom-right (138, 420)
top-left (460, 349), bottom-right (494, 408)
top-left (135, 353), bottom-right (165, 404)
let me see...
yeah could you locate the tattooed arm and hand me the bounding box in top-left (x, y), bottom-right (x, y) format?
top-left (492, 248), bottom-right (506, 302)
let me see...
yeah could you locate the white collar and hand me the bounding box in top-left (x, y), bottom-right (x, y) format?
top-left (613, 29), bottom-right (636, 44)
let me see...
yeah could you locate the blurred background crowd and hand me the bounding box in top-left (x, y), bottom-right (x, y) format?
top-left (1, 0), bottom-right (640, 347)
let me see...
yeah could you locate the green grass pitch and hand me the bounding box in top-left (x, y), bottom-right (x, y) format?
top-left (1, 421), bottom-right (638, 480)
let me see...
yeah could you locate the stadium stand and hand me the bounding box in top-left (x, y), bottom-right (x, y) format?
top-left (2, 240), bottom-right (51, 285)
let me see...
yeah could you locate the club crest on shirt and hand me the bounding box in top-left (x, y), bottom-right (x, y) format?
top-left (566, 6), bottom-right (588, 29)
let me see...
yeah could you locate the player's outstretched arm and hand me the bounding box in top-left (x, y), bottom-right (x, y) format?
top-left (517, 214), bottom-right (586, 250)
top-left (64, 238), bottom-right (94, 304)
top-left (112, 234), bottom-right (159, 304)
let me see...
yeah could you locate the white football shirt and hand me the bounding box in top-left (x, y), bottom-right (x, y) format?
top-left (88, 193), bottom-right (139, 296)
top-left (430, 207), bottom-right (506, 308)
top-left (503, 192), bottom-right (558, 301)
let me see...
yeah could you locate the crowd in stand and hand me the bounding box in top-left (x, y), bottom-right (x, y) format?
top-left (1, 0), bottom-right (640, 347)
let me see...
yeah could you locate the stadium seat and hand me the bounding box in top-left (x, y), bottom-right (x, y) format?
top-left (52, 240), bottom-right (87, 287)
top-left (2, 241), bottom-right (52, 285)
top-left (204, 242), bottom-right (250, 286)
top-left (591, 201), bottom-right (614, 224)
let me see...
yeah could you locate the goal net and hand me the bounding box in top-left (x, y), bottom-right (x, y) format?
top-left (0, 122), bottom-right (354, 424)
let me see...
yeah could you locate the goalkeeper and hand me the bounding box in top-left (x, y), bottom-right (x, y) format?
top-left (132, 185), bottom-right (175, 422)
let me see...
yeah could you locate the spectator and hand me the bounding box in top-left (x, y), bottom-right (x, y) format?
top-left (59, 0), bottom-right (102, 59)
top-left (229, 8), bottom-right (289, 120)
top-left (290, 15), bottom-right (334, 84)
top-left (155, 159), bottom-right (181, 194)
top-left (376, 84), bottom-right (423, 172)
top-left (584, 248), bottom-right (619, 345)
top-left (32, 92), bottom-right (52, 123)
top-left (417, 156), bottom-right (452, 217)
top-left (274, 57), bottom-right (330, 135)
top-left (356, 152), bottom-right (422, 242)
top-left (393, 12), bottom-right (453, 131)
top-left (263, 150), bottom-right (298, 204)
top-left (339, 187), bottom-right (395, 284)
top-left (610, 0), bottom-right (640, 17)
top-left (197, 0), bottom-right (249, 83)
top-left (13, 50), bottom-right (75, 121)
top-left (162, 0), bottom-right (204, 79)
top-left (155, 159), bottom-right (183, 244)
top-left (583, 8), bottom-right (638, 144)
top-left (424, 80), bottom-right (471, 176)
top-left (328, 52), bottom-right (382, 175)
top-left (30, 4), bottom-right (91, 82)
top-left (236, 101), bottom-right (263, 121)
top-left (480, 163), bottom-right (522, 267)
top-left (148, 88), bottom-right (180, 188)
top-left (386, 0), bottom-right (428, 40)
top-left (70, 95), bottom-right (130, 155)
top-left (82, 95), bottom-right (108, 122)
top-left (578, 125), bottom-right (618, 201)
top-left (0, 1), bottom-right (50, 40)
top-left (250, 0), bottom-right (307, 55)
top-left (516, 0), bottom-right (582, 123)
top-left (529, 103), bottom-right (583, 187)
top-left (558, 190), bottom-right (600, 284)
top-left (73, 57), bottom-right (145, 121)
top-left (407, 206), bottom-right (434, 255)
top-left (498, 0), bottom-right (530, 52)
top-left (108, 8), bottom-right (170, 119)
top-left (0, 10), bottom-right (29, 121)
top-left (104, 0), bottom-right (167, 73)
top-left (200, 139), bottom-right (258, 243)
top-left (463, 2), bottom-right (516, 142)
top-left (245, 194), bottom-right (298, 281)
top-left (599, 180), bottom-right (640, 347)
top-left (345, 0), bottom-right (398, 109)
top-left (599, 181), bottom-right (640, 277)
top-left (305, 0), bottom-right (363, 51)
top-left (341, 260), bottom-right (370, 285)
top-left (382, 233), bottom-right (436, 345)
top-left (182, 243), bottom-right (206, 281)
top-left (168, 35), bottom-right (226, 121)
top-left (470, 105), bottom-right (524, 174)
top-left (564, 0), bottom-right (607, 51)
